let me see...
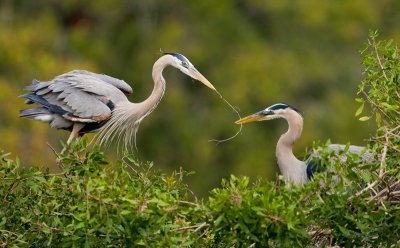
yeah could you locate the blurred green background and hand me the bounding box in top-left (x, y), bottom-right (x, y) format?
top-left (1, 0), bottom-right (399, 197)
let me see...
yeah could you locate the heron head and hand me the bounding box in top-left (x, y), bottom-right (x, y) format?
top-left (163, 52), bottom-right (216, 91)
top-left (235, 103), bottom-right (303, 124)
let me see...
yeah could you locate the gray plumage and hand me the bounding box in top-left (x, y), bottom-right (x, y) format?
top-left (19, 54), bottom-right (216, 148)
top-left (321, 144), bottom-right (373, 162)
top-left (21, 71), bottom-right (127, 127)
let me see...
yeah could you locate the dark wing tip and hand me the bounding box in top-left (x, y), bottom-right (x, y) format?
top-left (306, 159), bottom-right (319, 180)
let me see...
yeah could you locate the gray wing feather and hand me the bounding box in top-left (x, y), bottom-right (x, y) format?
top-left (310, 144), bottom-right (374, 163)
top-left (36, 87), bottom-right (51, 95)
top-left (42, 92), bottom-right (74, 113)
top-left (48, 81), bottom-right (70, 93)
top-left (24, 70), bottom-right (130, 121)
top-left (327, 144), bottom-right (373, 163)
top-left (54, 73), bottom-right (127, 102)
top-left (70, 70), bottom-right (133, 94)
top-left (63, 88), bottom-right (110, 117)
top-left (24, 80), bottom-right (48, 91)
top-left (57, 91), bottom-right (68, 100)
top-left (49, 115), bottom-right (71, 129)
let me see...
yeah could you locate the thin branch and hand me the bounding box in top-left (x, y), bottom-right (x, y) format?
top-left (368, 187), bottom-right (389, 201)
top-left (375, 125), bottom-right (400, 139)
top-left (1, 173), bottom-right (66, 180)
top-left (379, 131), bottom-right (389, 178)
top-left (372, 37), bottom-right (389, 81)
top-left (172, 222), bottom-right (209, 232)
top-left (361, 91), bottom-right (391, 119)
top-left (389, 190), bottom-right (400, 196)
top-left (351, 171), bottom-right (387, 199)
top-left (178, 200), bottom-right (198, 206)
top-left (0, 229), bottom-right (20, 237)
top-left (86, 193), bottom-right (118, 207)
top-left (370, 138), bottom-right (400, 153)
top-left (46, 142), bottom-right (60, 159)
top-left (194, 222), bottom-right (209, 233)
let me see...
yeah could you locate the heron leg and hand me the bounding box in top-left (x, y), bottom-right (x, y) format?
top-left (60, 123), bottom-right (85, 154)
top-left (58, 123), bottom-right (85, 169)
top-left (67, 123), bottom-right (85, 145)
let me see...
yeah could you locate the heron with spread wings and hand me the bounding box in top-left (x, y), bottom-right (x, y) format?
top-left (19, 53), bottom-right (216, 150)
top-left (235, 103), bottom-right (373, 185)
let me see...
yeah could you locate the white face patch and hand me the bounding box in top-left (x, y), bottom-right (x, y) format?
top-left (271, 108), bottom-right (285, 114)
top-left (171, 56), bottom-right (194, 77)
top-left (261, 108), bottom-right (288, 120)
top-left (179, 66), bottom-right (190, 76)
top-left (264, 114), bottom-right (282, 121)
top-left (274, 109), bottom-right (287, 118)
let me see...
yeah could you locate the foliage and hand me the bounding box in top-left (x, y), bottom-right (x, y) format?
top-left (1, 18), bottom-right (400, 248)
top-left (357, 30), bottom-right (400, 128)
top-left (307, 31), bottom-right (400, 246)
top-left (356, 30), bottom-right (400, 206)
top-left (206, 176), bottom-right (310, 247)
top-left (0, 141), bottom-right (206, 247)
top-left (2, 1), bottom-right (400, 195)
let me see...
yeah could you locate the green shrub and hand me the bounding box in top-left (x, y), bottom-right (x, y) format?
top-left (0, 141), bottom-right (206, 247)
top-left (1, 32), bottom-right (399, 247)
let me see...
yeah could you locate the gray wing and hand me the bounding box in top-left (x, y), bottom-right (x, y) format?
top-left (309, 144), bottom-right (374, 163)
top-left (327, 144), bottom-right (374, 163)
top-left (305, 144), bottom-right (374, 180)
top-left (69, 70), bottom-right (133, 95)
top-left (22, 70), bottom-right (131, 122)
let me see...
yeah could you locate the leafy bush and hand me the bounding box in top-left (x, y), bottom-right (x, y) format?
top-left (206, 176), bottom-right (309, 247)
top-left (0, 141), bottom-right (206, 247)
top-left (1, 32), bottom-right (399, 247)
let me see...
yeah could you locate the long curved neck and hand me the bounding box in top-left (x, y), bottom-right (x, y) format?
top-left (276, 113), bottom-right (308, 185)
top-left (97, 56), bottom-right (172, 150)
top-left (137, 56), bottom-right (170, 118)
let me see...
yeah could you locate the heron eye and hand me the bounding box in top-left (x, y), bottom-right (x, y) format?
top-left (263, 110), bottom-right (273, 115)
top-left (181, 61), bottom-right (189, 69)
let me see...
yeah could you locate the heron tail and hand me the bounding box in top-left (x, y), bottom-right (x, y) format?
top-left (19, 108), bottom-right (50, 118)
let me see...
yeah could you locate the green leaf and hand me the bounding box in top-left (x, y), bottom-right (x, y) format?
top-left (355, 102), bottom-right (364, 116)
top-left (337, 225), bottom-right (350, 237)
top-left (375, 112), bottom-right (381, 126)
top-left (359, 116), bottom-right (370, 121)
top-left (355, 98), bottom-right (364, 103)
top-left (120, 210), bottom-right (131, 215)
top-left (75, 222), bottom-right (85, 229)
top-left (0, 217), bottom-right (6, 226)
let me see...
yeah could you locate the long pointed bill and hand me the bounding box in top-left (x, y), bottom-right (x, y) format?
top-left (189, 68), bottom-right (216, 91)
top-left (235, 111), bottom-right (269, 124)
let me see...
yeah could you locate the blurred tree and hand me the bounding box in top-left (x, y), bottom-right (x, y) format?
top-left (0, 0), bottom-right (399, 196)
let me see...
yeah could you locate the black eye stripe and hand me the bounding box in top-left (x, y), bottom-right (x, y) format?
top-left (162, 52), bottom-right (191, 64)
top-left (266, 103), bottom-right (303, 116)
top-left (268, 103), bottom-right (289, 111)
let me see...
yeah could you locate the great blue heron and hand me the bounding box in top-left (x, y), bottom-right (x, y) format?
top-left (235, 103), bottom-right (373, 185)
top-left (19, 53), bottom-right (216, 150)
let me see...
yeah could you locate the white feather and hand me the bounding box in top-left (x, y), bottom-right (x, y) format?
top-left (34, 115), bottom-right (53, 123)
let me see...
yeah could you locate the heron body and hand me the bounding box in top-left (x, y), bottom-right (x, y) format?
top-left (20, 53), bottom-right (216, 149)
top-left (236, 103), bottom-right (372, 185)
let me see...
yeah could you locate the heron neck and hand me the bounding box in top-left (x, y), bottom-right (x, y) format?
top-left (276, 114), bottom-right (307, 185)
top-left (137, 56), bottom-right (169, 118)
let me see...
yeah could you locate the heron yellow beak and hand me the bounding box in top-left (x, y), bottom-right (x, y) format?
top-left (235, 111), bottom-right (270, 124)
top-left (189, 69), bottom-right (216, 91)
